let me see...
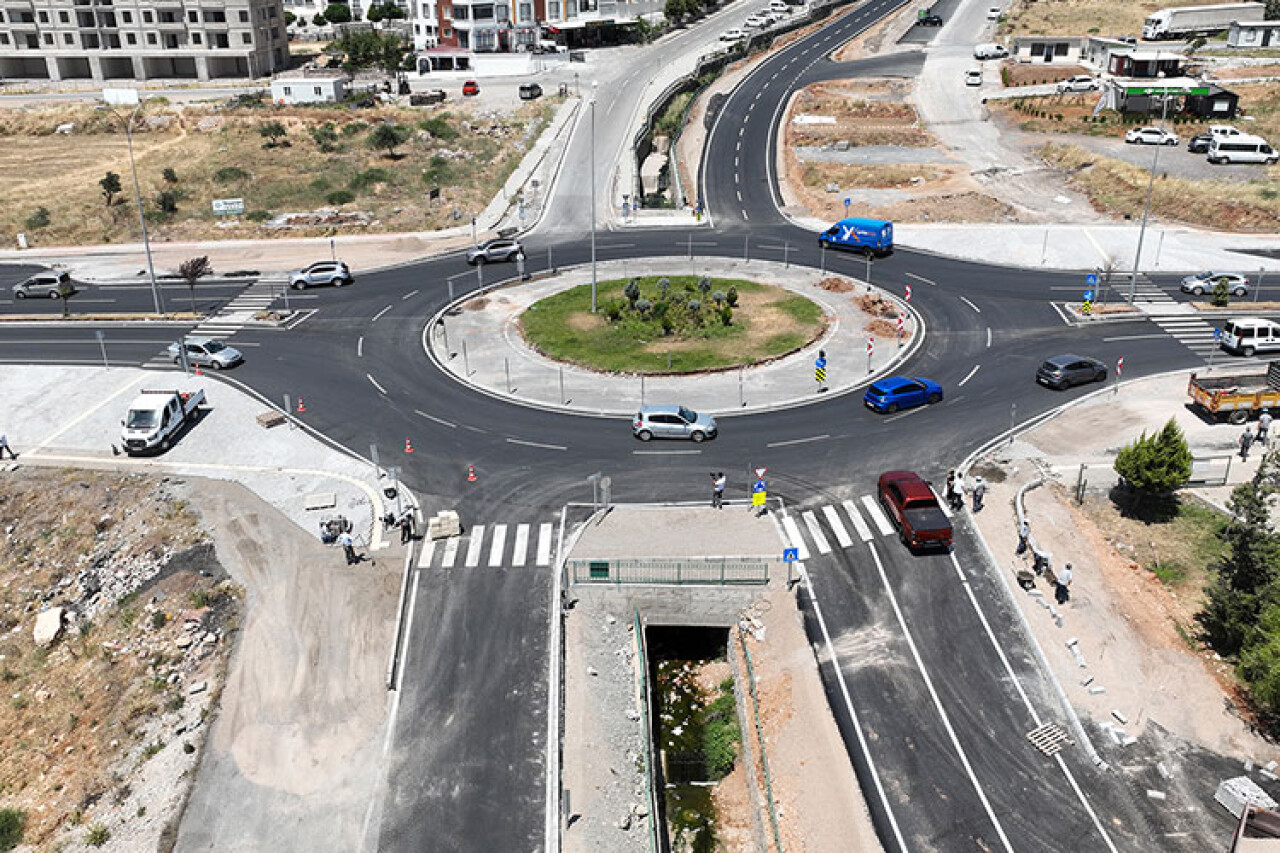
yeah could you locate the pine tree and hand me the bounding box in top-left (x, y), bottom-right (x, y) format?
top-left (1114, 418), bottom-right (1192, 496)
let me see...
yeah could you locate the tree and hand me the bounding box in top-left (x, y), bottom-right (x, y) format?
top-left (367, 3), bottom-right (385, 21)
top-left (1113, 418), bottom-right (1192, 499)
top-left (313, 11), bottom-right (327, 24)
top-left (284, 9), bottom-right (297, 24)
top-left (379, 1), bottom-right (405, 18)
top-left (54, 274), bottom-right (76, 318)
top-left (1238, 604), bottom-right (1280, 717)
top-left (162, 167), bottom-right (179, 184)
top-left (155, 189), bottom-right (179, 214)
top-left (323, 2), bottom-right (352, 23)
top-left (99, 171), bottom-right (122, 207)
top-left (258, 121), bottom-right (288, 148)
top-left (335, 29), bottom-right (408, 72)
top-left (367, 123), bottom-right (411, 157)
top-left (1268, 0), bottom-right (1280, 21)
top-left (178, 256), bottom-right (212, 313)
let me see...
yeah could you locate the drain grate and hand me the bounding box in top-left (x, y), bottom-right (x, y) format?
top-left (1027, 722), bottom-right (1072, 756)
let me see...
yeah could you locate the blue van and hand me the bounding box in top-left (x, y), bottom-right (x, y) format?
top-left (818, 217), bottom-right (894, 256)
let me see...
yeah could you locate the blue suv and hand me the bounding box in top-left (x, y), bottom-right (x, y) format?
top-left (863, 376), bottom-right (943, 413)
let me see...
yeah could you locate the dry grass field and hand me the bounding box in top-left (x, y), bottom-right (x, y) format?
top-left (1001, 0), bottom-right (1247, 38)
top-left (0, 98), bottom-right (552, 246)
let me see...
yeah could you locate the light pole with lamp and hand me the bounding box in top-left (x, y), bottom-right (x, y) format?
top-left (589, 80), bottom-right (598, 313)
top-left (100, 88), bottom-right (164, 316)
top-left (1127, 71), bottom-right (1169, 305)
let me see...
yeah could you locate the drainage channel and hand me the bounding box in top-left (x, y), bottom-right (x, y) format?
top-left (646, 625), bottom-right (741, 853)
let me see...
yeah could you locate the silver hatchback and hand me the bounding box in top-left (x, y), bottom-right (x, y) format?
top-left (13, 270), bottom-right (76, 299)
top-left (632, 405), bottom-right (718, 442)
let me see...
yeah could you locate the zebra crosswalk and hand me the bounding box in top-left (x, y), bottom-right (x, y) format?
top-left (192, 280), bottom-right (284, 339)
top-left (1119, 278), bottom-right (1221, 358)
top-left (416, 521), bottom-right (556, 569)
top-left (780, 491), bottom-right (953, 558)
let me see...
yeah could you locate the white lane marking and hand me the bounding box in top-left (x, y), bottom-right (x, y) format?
top-left (536, 523), bottom-right (554, 566)
top-left (464, 524), bottom-right (485, 567)
top-left (885, 408), bottom-right (926, 424)
top-left (736, 140), bottom-right (741, 152)
top-left (737, 190), bottom-right (743, 202)
top-left (506, 437), bottom-right (567, 451)
top-left (1103, 333), bottom-right (1168, 342)
top-left (441, 536), bottom-right (460, 568)
top-left (868, 543), bottom-right (1016, 853)
top-left (367, 373), bottom-right (387, 395)
top-left (401, 289), bottom-right (418, 301)
top-left (512, 524), bottom-right (530, 567)
top-left (488, 524), bottom-right (507, 567)
top-left (372, 305), bottom-right (392, 322)
top-left (958, 365), bottom-right (981, 387)
top-left (841, 499), bottom-right (873, 542)
top-left (357, 336), bottom-right (364, 358)
top-left (986, 327), bottom-right (992, 347)
top-left (743, 209), bottom-right (750, 221)
top-left (803, 510), bottom-right (832, 555)
top-left (735, 156), bottom-right (740, 168)
top-left (781, 515), bottom-right (810, 560)
top-left (905, 272), bottom-right (937, 286)
top-left (417, 537), bottom-right (436, 568)
top-left (822, 505), bottom-right (853, 548)
top-left (932, 487), bottom-right (953, 519)
top-left (860, 495), bottom-right (894, 536)
top-left (739, 127), bottom-right (745, 137)
top-left (766, 434), bottom-right (830, 448)
top-left (415, 409), bottom-right (456, 428)
top-left (633, 449), bottom-right (702, 455)
top-left (960, 296), bottom-right (982, 313)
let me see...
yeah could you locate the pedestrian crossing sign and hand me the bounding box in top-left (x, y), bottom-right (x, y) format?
top-left (783, 547), bottom-right (798, 563)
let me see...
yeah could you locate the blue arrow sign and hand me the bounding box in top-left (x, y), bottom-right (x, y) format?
top-left (783, 547), bottom-right (799, 563)
top-left (1083, 289), bottom-right (1094, 302)
top-left (1085, 273), bottom-right (1099, 286)
top-left (1214, 327), bottom-right (1222, 341)
top-left (753, 479), bottom-right (767, 493)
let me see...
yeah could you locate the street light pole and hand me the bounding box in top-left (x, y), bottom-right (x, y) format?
top-left (1127, 74), bottom-right (1168, 305)
top-left (589, 81), bottom-right (598, 314)
top-left (101, 90), bottom-right (163, 315)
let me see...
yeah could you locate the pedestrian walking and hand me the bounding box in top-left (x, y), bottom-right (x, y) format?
top-left (1260, 410), bottom-right (1273, 446)
top-left (1016, 519), bottom-right (1030, 556)
top-left (945, 470), bottom-right (958, 510)
top-left (399, 509), bottom-right (415, 544)
top-left (1240, 427), bottom-right (1255, 461)
top-left (815, 350), bottom-right (828, 393)
top-left (0, 433), bottom-right (15, 460)
top-left (1055, 562), bottom-right (1074, 605)
top-left (339, 530), bottom-right (358, 565)
top-left (971, 476), bottom-right (986, 513)
top-left (711, 472), bottom-right (726, 509)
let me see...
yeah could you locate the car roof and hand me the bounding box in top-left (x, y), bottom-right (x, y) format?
top-left (1044, 353), bottom-right (1087, 365)
top-left (880, 470), bottom-right (932, 495)
top-left (639, 404), bottom-right (685, 415)
top-left (181, 336), bottom-right (219, 346)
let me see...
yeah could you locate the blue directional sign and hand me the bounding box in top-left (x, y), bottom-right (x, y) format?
top-left (753, 478), bottom-right (767, 493)
top-left (783, 547), bottom-right (799, 563)
top-left (1214, 328), bottom-right (1222, 341)
top-left (1085, 273), bottom-right (1099, 286)
top-left (1083, 289), bottom-right (1094, 302)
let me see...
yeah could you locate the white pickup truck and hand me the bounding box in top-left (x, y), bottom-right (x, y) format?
top-left (121, 389), bottom-right (206, 455)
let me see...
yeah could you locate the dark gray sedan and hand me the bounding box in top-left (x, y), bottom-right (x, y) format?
top-left (1036, 354), bottom-right (1107, 390)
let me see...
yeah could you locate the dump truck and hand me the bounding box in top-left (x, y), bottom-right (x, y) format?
top-left (1142, 2), bottom-right (1264, 39)
top-left (1187, 363), bottom-right (1280, 425)
top-left (121, 389), bottom-right (207, 455)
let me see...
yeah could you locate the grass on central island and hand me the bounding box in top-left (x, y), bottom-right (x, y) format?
top-left (518, 275), bottom-right (827, 373)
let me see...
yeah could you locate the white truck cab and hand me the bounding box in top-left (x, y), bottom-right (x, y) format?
top-left (121, 389), bottom-right (207, 455)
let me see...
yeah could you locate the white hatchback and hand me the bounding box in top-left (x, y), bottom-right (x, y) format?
top-left (1125, 126), bottom-right (1178, 146)
top-left (964, 68), bottom-right (983, 87)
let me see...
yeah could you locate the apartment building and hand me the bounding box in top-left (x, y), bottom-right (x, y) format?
top-left (0, 0), bottom-right (289, 81)
top-left (418, 0), bottom-right (661, 52)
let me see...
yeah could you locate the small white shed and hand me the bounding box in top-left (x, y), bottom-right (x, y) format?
top-left (1228, 20), bottom-right (1280, 47)
top-left (270, 76), bottom-right (346, 105)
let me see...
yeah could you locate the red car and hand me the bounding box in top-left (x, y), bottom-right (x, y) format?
top-left (462, 80), bottom-right (480, 96)
top-left (878, 470), bottom-right (953, 551)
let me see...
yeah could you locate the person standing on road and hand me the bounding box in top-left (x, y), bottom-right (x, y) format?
top-left (1240, 427), bottom-right (1255, 461)
top-left (0, 433), bottom-right (15, 460)
top-left (971, 476), bottom-right (986, 512)
top-left (1055, 562), bottom-right (1074, 605)
top-left (711, 472), bottom-right (726, 509)
top-left (399, 509), bottom-right (415, 544)
top-left (1016, 519), bottom-right (1030, 556)
top-left (1259, 410), bottom-right (1273, 447)
top-left (945, 471), bottom-right (958, 510)
top-left (339, 530), bottom-right (358, 565)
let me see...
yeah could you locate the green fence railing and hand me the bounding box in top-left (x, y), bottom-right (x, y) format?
top-left (568, 556), bottom-right (770, 585)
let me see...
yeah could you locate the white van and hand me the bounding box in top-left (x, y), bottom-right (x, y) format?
top-left (1221, 318), bottom-right (1280, 357)
top-left (973, 43), bottom-right (1009, 59)
top-left (1207, 134), bottom-right (1279, 165)
top-left (769, 1), bottom-right (790, 13)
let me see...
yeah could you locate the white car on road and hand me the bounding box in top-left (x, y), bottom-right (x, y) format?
top-left (964, 68), bottom-right (983, 87)
top-left (1056, 75), bottom-right (1099, 93)
top-left (720, 28), bottom-right (747, 41)
top-left (1125, 126), bottom-right (1178, 146)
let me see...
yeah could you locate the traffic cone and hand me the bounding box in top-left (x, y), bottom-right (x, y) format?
top-left (405, 438), bottom-right (414, 454)
top-left (466, 465), bottom-right (476, 482)
top-left (297, 397), bottom-right (306, 413)
top-left (194, 365), bottom-right (203, 376)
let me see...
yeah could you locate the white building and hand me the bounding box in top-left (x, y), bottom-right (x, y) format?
top-left (270, 73), bottom-right (344, 101)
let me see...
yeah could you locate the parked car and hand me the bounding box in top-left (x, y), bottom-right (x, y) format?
top-left (1035, 354), bottom-right (1107, 389)
top-left (413, 89), bottom-right (447, 106)
top-left (720, 28), bottom-right (747, 41)
top-left (878, 471), bottom-right (953, 551)
top-left (1056, 75), bottom-right (1098, 93)
top-left (12, 270), bottom-right (76, 299)
top-left (1180, 270), bottom-right (1249, 297)
top-left (167, 336), bottom-right (244, 370)
top-left (1188, 132), bottom-right (1213, 153)
top-left (986, 6), bottom-right (1001, 19)
top-left (1208, 134), bottom-right (1279, 165)
top-left (917, 12), bottom-right (943, 25)
top-left (973, 42), bottom-right (1008, 59)
top-left (863, 376), bottom-right (943, 413)
top-left (1125, 126), bottom-right (1178, 145)
top-left (465, 238), bottom-right (524, 265)
top-left (519, 83), bottom-right (543, 101)
top-left (745, 14), bottom-right (768, 27)
top-left (964, 68), bottom-right (983, 87)
top-left (462, 80), bottom-right (480, 96)
top-left (289, 260), bottom-right (353, 290)
top-left (1208, 124), bottom-right (1243, 139)
top-left (632, 405), bottom-right (718, 442)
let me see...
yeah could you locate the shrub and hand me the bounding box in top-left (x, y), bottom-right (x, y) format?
top-left (309, 176), bottom-right (332, 193)
top-left (326, 189), bottom-right (355, 205)
top-left (367, 123), bottom-right (411, 157)
top-left (701, 686), bottom-right (739, 779)
top-left (1113, 418), bottom-right (1191, 513)
top-left (1211, 280), bottom-right (1230, 308)
top-left (213, 166), bottom-right (250, 184)
top-left (0, 808), bottom-right (25, 850)
top-left (419, 116), bottom-right (459, 139)
top-left (257, 121), bottom-right (288, 147)
top-left (309, 122), bottom-right (341, 152)
top-left (726, 286), bottom-right (738, 307)
top-left (155, 189), bottom-right (180, 214)
top-left (86, 825), bottom-right (110, 847)
top-left (349, 167), bottom-right (392, 191)
top-left (162, 167), bottom-right (179, 184)
top-left (341, 121), bottom-right (368, 137)
top-left (719, 306), bottom-right (733, 326)
top-left (150, 611), bottom-right (167, 629)
top-left (323, 2), bottom-right (351, 22)
top-left (25, 206), bottom-right (50, 230)
top-left (247, 210), bottom-right (272, 222)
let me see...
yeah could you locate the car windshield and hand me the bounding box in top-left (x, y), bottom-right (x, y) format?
top-left (678, 406), bottom-right (698, 422)
top-left (202, 341), bottom-right (226, 353)
top-left (125, 410), bottom-right (158, 429)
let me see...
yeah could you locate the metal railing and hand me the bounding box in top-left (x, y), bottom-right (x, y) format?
top-left (635, 609), bottom-right (662, 853)
top-left (567, 556), bottom-right (770, 584)
top-left (738, 627), bottom-right (784, 852)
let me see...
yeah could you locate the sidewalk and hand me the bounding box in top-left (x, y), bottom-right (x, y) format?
top-left (428, 256), bottom-right (920, 417)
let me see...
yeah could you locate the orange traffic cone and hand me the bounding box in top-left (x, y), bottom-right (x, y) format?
top-left (194, 365), bottom-right (203, 376)
top-left (297, 397), bottom-right (306, 413)
top-left (405, 438), bottom-right (415, 454)
top-left (466, 465), bottom-right (476, 482)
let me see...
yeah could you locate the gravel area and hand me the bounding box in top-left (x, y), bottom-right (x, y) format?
top-left (1064, 134), bottom-right (1276, 183)
top-left (795, 144), bottom-right (955, 164)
